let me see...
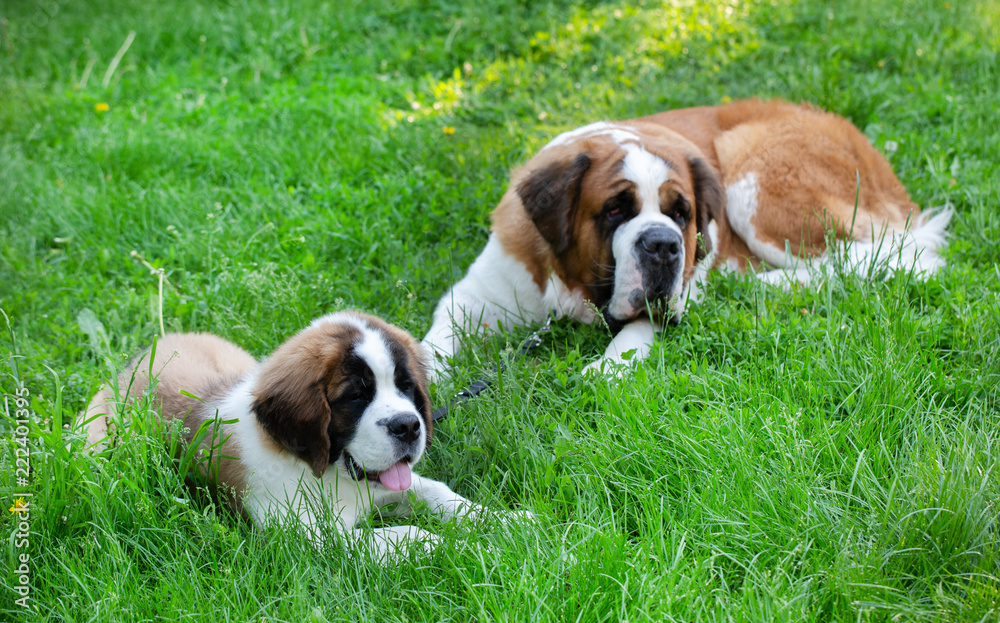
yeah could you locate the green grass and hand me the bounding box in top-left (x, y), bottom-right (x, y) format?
top-left (2, 0), bottom-right (999, 620)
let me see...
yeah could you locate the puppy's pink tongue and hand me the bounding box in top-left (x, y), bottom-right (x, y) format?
top-left (378, 461), bottom-right (412, 491)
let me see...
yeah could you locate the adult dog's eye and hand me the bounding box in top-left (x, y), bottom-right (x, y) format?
top-left (668, 196), bottom-right (691, 225)
top-left (601, 191), bottom-right (633, 227)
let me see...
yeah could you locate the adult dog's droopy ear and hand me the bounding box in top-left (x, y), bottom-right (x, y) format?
top-left (516, 153), bottom-right (591, 256)
top-left (689, 155), bottom-right (724, 261)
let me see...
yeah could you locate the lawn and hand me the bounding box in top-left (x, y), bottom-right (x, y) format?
top-left (1, 0), bottom-right (998, 620)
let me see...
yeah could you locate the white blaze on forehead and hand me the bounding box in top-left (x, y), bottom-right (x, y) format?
top-left (543, 121), bottom-right (640, 151)
top-left (309, 311), bottom-right (367, 331)
top-left (356, 331), bottom-right (394, 381)
top-left (353, 330), bottom-right (414, 412)
top-left (620, 143), bottom-right (673, 220)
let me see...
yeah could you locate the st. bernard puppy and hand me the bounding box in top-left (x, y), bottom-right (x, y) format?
top-left (84, 311), bottom-right (501, 559)
top-left (423, 98), bottom-right (950, 376)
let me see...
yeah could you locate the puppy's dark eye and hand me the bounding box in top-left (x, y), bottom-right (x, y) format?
top-left (395, 375), bottom-right (415, 399)
top-left (341, 377), bottom-right (372, 403)
top-left (336, 355), bottom-right (376, 408)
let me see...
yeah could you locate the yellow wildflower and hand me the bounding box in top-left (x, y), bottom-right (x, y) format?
top-left (442, 126), bottom-right (456, 135)
top-left (95, 102), bottom-right (110, 112)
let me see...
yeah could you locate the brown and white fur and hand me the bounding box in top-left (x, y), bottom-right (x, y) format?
top-left (422, 98), bottom-right (950, 377)
top-left (84, 311), bottom-right (501, 559)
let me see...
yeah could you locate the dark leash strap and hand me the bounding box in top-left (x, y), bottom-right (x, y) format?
top-left (431, 314), bottom-right (554, 422)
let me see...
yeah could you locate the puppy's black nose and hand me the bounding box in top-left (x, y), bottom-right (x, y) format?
top-left (637, 227), bottom-right (682, 265)
top-left (385, 413), bottom-right (422, 443)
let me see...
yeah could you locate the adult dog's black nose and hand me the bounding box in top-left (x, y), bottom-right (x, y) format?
top-left (636, 227), bottom-right (683, 265)
top-left (385, 413), bottom-right (422, 443)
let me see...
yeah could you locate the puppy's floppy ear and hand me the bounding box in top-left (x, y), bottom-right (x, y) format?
top-left (252, 372), bottom-right (331, 478)
top-left (516, 153), bottom-right (591, 256)
top-left (689, 156), bottom-right (725, 261)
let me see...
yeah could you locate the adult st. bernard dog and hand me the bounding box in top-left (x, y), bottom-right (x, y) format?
top-left (85, 311), bottom-right (502, 559)
top-left (423, 98), bottom-right (950, 376)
